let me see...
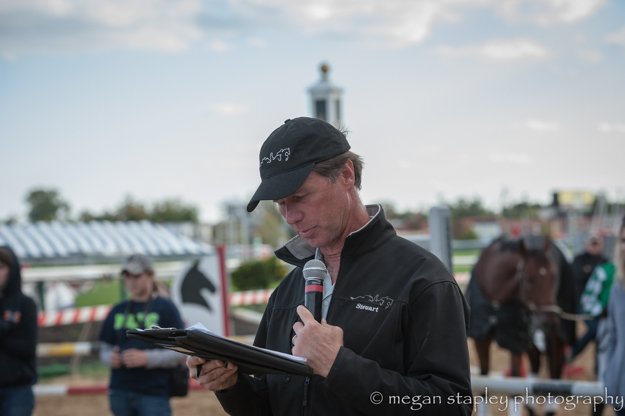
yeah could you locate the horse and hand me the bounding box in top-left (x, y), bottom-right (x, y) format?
top-left (523, 236), bottom-right (577, 416)
top-left (466, 236), bottom-right (560, 416)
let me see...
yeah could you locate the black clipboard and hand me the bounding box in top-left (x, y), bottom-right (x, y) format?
top-left (126, 328), bottom-right (313, 376)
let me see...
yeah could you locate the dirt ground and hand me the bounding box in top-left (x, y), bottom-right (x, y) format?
top-left (35, 321), bottom-right (616, 416)
top-left (33, 386), bottom-right (228, 416)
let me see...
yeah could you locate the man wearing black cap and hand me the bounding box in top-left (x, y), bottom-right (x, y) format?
top-left (189, 117), bottom-right (472, 415)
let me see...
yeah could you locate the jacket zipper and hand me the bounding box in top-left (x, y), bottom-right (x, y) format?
top-left (302, 376), bottom-right (310, 407)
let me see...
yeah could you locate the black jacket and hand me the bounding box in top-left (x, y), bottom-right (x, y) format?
top-left (572, 252), bottom-right (608, 307)
top-left (0, 246), bottom-right (38, 388)
top-left (217, 206), bottom-right (472, 415)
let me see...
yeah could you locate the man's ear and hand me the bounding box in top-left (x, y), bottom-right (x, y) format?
top-left (340, 160), bottom-right (355, 188)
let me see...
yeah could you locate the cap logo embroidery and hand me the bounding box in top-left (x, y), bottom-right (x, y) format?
top-left (261, 148), bottom-right (290, 165)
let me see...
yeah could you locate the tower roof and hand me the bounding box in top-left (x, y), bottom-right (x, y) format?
top-left (308, 62), bottom-right (342, 94)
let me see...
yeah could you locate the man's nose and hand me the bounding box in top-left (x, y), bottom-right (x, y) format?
top-left (284, 202), bottom-right (302, 225)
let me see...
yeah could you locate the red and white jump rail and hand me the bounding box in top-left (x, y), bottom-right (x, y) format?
top-left (228, 289), bottom-right (274, 306)
top-left (454, 272), bottom-right (469, 285)
top-left (34, 381), bottom-right (206, 396)
top-left (37, 275), bottom-right (468, 328)
top-left (38, 305), bottom-right (112, 327)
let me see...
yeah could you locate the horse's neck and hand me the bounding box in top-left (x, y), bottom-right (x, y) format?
top-left (476, 250), bottom-right (521, 304)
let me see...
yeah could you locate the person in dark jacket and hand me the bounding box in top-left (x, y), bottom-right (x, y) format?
top-left (0, 246), bottom-right (38, 416)
top-left (571, 234), bottom-right (608, 359)
top-left (99, 253), bottom-right (185, 416)
top-left (573, 234), bottom-right (607, 306)
top-left (187, 117), bottom-right (472, 415)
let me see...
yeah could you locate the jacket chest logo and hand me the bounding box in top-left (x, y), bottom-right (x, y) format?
top-left (3, 309), bottom-right (22, 323)
top-left (350, 294), bottom-right (394, 310)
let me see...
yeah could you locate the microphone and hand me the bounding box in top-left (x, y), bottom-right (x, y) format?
top-left (303, 259), bottom-right (326, 322)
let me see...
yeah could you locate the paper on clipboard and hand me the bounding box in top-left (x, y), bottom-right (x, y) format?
top-left (186, 322), bottom-right (307, 364)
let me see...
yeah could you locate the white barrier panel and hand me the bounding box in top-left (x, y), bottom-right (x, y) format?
top-left (37, 342), bottom-right (99, 357)
top-left (471, 375), bottom-right (604, 396)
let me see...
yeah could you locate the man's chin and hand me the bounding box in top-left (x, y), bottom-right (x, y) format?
top-left (300, 235), bottom-right (323, 249)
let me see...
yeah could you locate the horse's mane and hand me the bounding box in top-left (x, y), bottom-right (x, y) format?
top-left (492, 236), bottom-right (551, 263)
top-left (493, 236), bottom-right (521, 253)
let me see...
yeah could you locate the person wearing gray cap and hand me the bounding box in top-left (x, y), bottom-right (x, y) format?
top-left (187, 117), bottom-right (472, 415)
top-left (98, 253), bottom-right (184, 416)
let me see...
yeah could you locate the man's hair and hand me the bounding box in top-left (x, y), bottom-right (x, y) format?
top-left (0, 247), bottom-right (12, 268)
top-left (312, 150), bottom-right (364, 190)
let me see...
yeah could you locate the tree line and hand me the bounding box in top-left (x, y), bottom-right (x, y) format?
top-left (17, 188), bottom-right (199, 224)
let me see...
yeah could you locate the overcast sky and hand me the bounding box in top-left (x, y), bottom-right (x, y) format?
top-left (1, 0), bottom-right (624, 223)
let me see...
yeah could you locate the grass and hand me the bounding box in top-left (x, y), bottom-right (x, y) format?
top-left (75, 279), bottom-right (123, 307)
top-left (38, 362), bottom-right (110, 382)
top-left (453, 265), bottom-right (473, 274)
top-left (74, 279), bottom-right (173, 307)
top-left (453, 249), bottom-right (481, 257)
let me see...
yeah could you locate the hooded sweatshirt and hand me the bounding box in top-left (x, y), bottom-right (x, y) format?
top-left (0, 246), bottom-right (38, 388)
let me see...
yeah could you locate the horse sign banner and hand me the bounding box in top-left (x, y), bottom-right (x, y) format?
top-left (170, 246), bottom-right (231, 336)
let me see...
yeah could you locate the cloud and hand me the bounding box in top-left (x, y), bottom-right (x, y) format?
top-left (606, 25), bottom-right (625, 46)
top-left (398, 160), bottom-right (412, 170)
top-left (0, 0), bottom-right (606, 57)
top-left (577, 50), bottom-right (603, 62)
top-left (498, 0), bottom-right (604, 26)
top-left (526, 119), bottom-right (560, 132)
top-left (490, 152), bottom-right (533, 165)
top-left (537, 0), bottom-right (604, 24)
top-left (0, 0), bottom-right (202, 58)
top-left (436, 39), bottom-right (549, 61)
top-left (598, 122), bottom-right (625, 134)
top-left (210, 102), bottom-right (248, 115)
top-left (208, 40), bottom-right (230, 52)
top-left (247, 37), bottom-right (267, 48)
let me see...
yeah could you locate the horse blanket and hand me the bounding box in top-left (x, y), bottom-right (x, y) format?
top-left (465, 269), bottom-right (532, 354)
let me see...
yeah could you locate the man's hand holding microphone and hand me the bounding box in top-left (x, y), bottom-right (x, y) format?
top-left (292, 259), bottom-right (343, 378)
top-left (188, 259), bottom-right (344, 392)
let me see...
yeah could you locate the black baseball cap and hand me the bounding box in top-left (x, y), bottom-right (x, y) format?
top-left (247, 117), bottom-right (350, 212)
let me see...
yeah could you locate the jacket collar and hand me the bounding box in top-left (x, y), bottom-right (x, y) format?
top-left (274, 204), bottom-right (396, 268)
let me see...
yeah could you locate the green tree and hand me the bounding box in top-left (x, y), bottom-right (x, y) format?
top-left (253, 201), bottom-right (292, 247)
top-left (115, 196), bottom-right (150, 221)
top-left (502, 202), bottom-right (542, 218)
top-left (442, 197), bottom-right (495, 239)
top-left (1, 214), bottom-right (18, 225)
top-left (230, 257), bottom-right (288, 291)
top-left (151, 199), bottom-right (199, 223)
top-left (25, 188), bottom-right (70, 222)
top-left (79, 196), bottom-right (201, 223)
top-left (447, 197), bottom-right (494, 219)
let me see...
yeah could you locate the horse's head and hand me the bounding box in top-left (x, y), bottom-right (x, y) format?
top-left (518, 236), bottom-right (560, 331)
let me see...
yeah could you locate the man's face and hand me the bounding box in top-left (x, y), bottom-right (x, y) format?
top-left (274, 171), bottom-right (353, 251)
top-left (585, 238), bottom-right (604, 256)
top-left (0, 262), bottom-right (9, 292)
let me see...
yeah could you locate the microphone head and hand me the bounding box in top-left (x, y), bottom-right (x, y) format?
top-left (303, 259), bottom-right (326, 283)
